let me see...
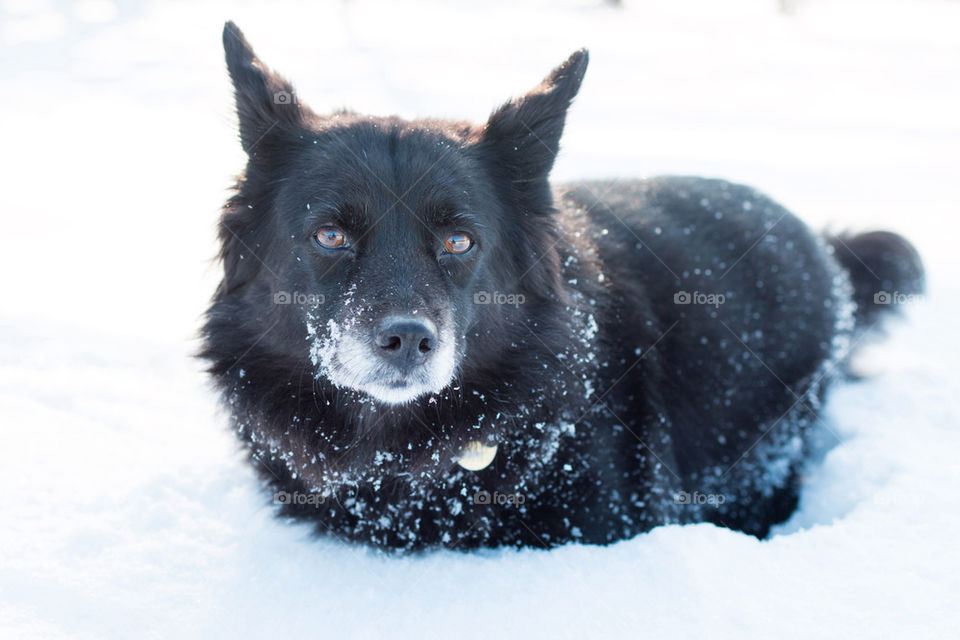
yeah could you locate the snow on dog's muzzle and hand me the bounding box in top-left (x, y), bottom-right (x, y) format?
top-left (312, 310), bottom-right (458, 405)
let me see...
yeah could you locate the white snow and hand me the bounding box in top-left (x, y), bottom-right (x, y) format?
top-left (1, 0), bottom-right (958, 637)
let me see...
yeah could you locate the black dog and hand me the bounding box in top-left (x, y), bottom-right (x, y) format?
top-left (202, 22), bottom-right (924, 550)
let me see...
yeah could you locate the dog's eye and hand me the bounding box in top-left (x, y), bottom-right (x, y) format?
top-left (315, 227), bottom-right (349, 249)
top-left (443, 232), bottom-right (473, 254)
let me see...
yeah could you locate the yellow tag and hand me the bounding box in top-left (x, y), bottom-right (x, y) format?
top-left (456, 441), bottom-right (498, 471)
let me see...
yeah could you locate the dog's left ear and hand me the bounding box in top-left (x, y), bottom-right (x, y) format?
top-left (479, 49), bottom-right (588, 185)
top-left (223, 21), bottom-right (306, 162)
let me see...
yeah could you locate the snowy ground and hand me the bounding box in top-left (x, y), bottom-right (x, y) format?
top-left (1, 0), bottom-right (958, 637)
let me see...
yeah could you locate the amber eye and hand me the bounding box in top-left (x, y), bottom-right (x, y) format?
top-left (443, 232), bottom-right (473, 254)
top-left (314, 227), bottom-right (349, 249)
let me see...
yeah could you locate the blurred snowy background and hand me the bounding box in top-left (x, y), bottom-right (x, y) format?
top-left (0, 0), bottom-right (958, 637)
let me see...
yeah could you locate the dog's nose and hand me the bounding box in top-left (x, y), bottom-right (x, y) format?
top-left (375, 317), bottom-right (437, 369)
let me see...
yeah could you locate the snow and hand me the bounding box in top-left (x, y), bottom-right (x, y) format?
top-left (1, 0), bottom-right (958, 637)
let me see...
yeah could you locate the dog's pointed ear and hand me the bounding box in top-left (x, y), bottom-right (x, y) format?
top-left (223, 21), bottom-right (304, 159)
top-left (479, 49), bottom-right (588, 184)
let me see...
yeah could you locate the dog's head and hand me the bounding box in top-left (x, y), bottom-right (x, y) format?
top-left (212, 22), bottom-right (587, 407)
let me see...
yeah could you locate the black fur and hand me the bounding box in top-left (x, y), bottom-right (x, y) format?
top-left (201, 22), bottom-right (925, 551)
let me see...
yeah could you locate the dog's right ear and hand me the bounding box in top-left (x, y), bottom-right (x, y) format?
top-left (223, 21), bottom-right (304, 161)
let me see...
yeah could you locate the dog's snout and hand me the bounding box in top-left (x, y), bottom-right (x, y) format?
top-left (376, 317), bottom-right (437, 369)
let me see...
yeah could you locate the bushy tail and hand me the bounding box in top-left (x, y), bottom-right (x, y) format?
top-left (827, 231), bottom-right (925, 330)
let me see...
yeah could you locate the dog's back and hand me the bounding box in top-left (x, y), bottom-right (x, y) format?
top-left (557, 176), bottom-right (922, 535)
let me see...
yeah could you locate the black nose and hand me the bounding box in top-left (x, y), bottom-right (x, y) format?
top-left (375, 317), bottom-right (437, 370)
